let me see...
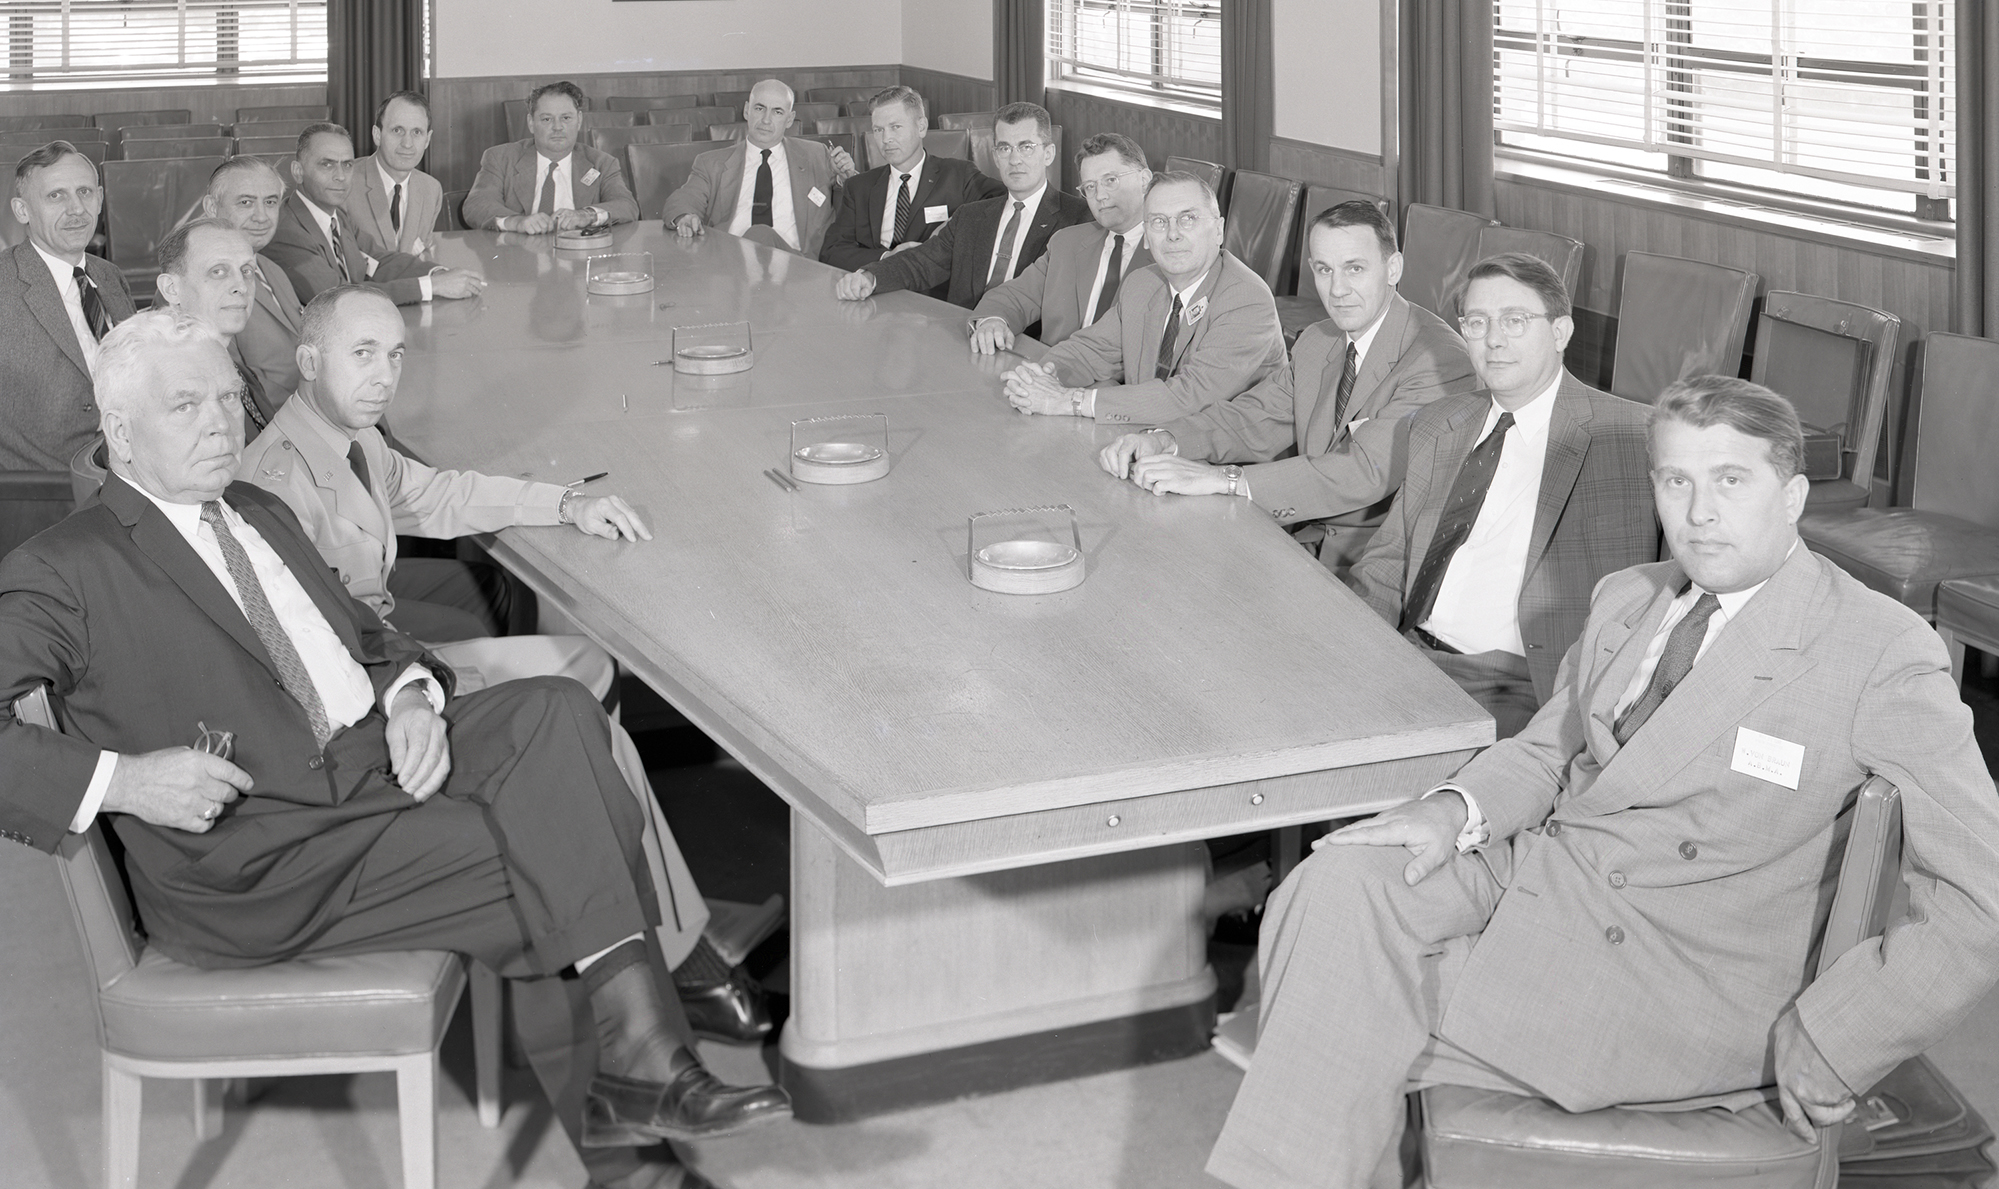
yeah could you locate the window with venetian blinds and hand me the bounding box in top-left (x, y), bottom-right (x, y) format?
top-left (1, 0), bottom-right (328, 89)
top-left (1046, 0), bottom-right (1223, 111)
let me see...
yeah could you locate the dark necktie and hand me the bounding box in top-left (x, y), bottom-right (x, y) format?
top-left (1091, 234), bottom-right (1125, 323)
top-left (347, 440), bottom-right (372, 491)
top-left (327, 215), bottom-right (351, 282)
top-left (72, 265), bottom-right (111, 341)
top-left (987, 199), bottom-right (1025, 287)
top-left (390, 181), bottom-right (404, 235)
top-left (234, 360), bottom-right (268, 432)
top-left (199, 501), bottom-right (333, 747)
top-left (751, 149), bottom-right (775, 228)
top-left (1399, 411), bottom-right (1517, 633)
top-left (892, 172), bottom-right (914, 245)
top-left (536, 163), bottom-right (557, 216)
top-left (1613, 591), bottom-right (1723, 745)
top-left (1154, 293), bottom-right (1185, 381)
top-left (1330, 340), bottom-right (1359, 433)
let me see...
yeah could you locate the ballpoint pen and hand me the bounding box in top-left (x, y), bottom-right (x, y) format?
top-left (567, 471), bottom-right (609, 488)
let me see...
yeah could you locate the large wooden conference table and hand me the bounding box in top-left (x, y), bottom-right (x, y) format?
top-left (392, 223), bottom-right (1493, 1120)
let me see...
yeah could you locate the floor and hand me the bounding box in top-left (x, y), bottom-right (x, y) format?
top-left (5, 670), bottom-right (1999, 1189)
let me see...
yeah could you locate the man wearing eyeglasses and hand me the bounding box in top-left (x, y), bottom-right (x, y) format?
top-left (966, 132), bottom-right (1154, 352)
top-left (1347, 252), bottom-right (1657, 738)
top-left (832, 101), bottom-right (1090, 308)
top-left (462, 80), bottom-right (639, 236)
top-left (999, 171), bottom-right (1286, 425)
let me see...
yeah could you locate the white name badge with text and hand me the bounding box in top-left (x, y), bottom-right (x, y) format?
top-left (925, 204), bottom-right (950, 223)
top-left (1730, 727), bottom-right (1804, 790)
top-left (808, 187), bottom-right (828, 207)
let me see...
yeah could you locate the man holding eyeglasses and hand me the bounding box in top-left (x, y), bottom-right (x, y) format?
top-left (1000, 171), bottom-right (1286, 425)
top-left (462, 80), bottom-right (639, 235)
top-left (1347, 252), bottom-right (1656, 738)
top-left (832, 101), bottom-right (1089, 307)
top-left (966, 132), bottom-right (1154, 353)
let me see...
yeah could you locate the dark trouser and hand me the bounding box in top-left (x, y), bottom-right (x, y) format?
top-left (388, 557), bottom-right (532, 641)
top-left (1407, 631), bottom-right (1540, 740)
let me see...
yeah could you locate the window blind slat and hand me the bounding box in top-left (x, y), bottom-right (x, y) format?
top-left (1047, 0), bottom-right (1222, 109)
top-left (3, 0), bottom-right (327, 88)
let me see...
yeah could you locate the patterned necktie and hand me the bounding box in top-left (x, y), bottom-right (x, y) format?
top-left (1613, 591), bottom-right (1723, 745)
top-left (751, 149), bottom-right (775, 227)
top-left (234, 360), bottom-right (268, 432)
top-left (199, 501), bottom-right (333, 746)
top-left (1092, 234), bottom-right (1125, 323)
top-left (327, 215), bottom-right (352, 283)
top-left (1399, 411), bottom-right (1516, 632)
top-left (1330, 340), bottom-right (1359, 434)
top-left (987, 199), bottom-right (1025, 287)
top-left (72, 265), bottom-right (111, 341)
top-left (536, 163), bottom-right (556, 216)
top-left (1154, 293), bottom-right (1185, 381)
top-left (892, 172), bottom-right (914, 245)
top-left (347, 440), bottom-right (372, 491)
top-left (390, 181), bottom-right (404, 235)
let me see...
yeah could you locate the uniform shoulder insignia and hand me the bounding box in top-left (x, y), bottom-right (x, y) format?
top-left (258, 440), bottom-right (297, 482)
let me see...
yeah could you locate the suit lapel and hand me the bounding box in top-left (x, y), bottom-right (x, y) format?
top-left (16, 245), bottom-right (92, 379)
top-left (252, 255), bottom-right (302, 333)
top-left (1168, 254), bottom-right (1230, 373)
top-left (860, 169), bottom-right (890, 243)
top-left (361, 162), bottom-right (395, 249)
top-left (1580, 571), bottom-right (1683, 762)
top-left (285, 194), bottom-right (343, 276)
top-left (228, 484), bottom-right (368, 658)
top-left (511, 146), bottom-right (539, 213)
top-left (1525, 375), bottom-right (1592, 579)
top-left (107, 476), bottom-right (281, 680)
top-left (712, 142), bottom-right (747, 224)
top-left (1344, 297), bottom-right (1410, 423)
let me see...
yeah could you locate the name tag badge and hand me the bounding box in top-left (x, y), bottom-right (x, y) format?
top-left (808, 186), bottom-right (828, 208)
top-left (580, 167), bottom-right (601, 186)
top-left (1730, 727), bottom-right (1804, 790)
top-left (925, 204), bottom-right (950, 224)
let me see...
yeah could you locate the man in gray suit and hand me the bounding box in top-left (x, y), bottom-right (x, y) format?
top-left (343, 90), bottom-right (445, 258)
top-left (663, 79), bottom-right (856, 256)
top-left (1099, 201), bottom-right (1476, 578)
top-left (1348, 253), bottom-right (1657, 738)
top-left (463, 80), bottom-right (640, 234)
top-left (1001, 172), bottom-right (1286, 425)
top-left (202, 156), bottom-right (309, 407)
top-left (1209, 377), bottom-right (1999, 1189)
top-left (153, 219), bottom-right (284, 430)
top-left (0, 141), bottom-right (136, 470)
top-left (968, 131), bottom-right (1153, 353)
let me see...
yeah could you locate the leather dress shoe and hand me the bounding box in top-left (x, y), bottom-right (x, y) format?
top-left (677, 967), bottom-right (772, 1044)
top-left (582, 1065), bottom-right (792, 1147)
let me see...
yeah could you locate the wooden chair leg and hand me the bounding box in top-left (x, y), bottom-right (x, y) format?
top-left (190, 1076), bottom-right (224, 1140)
top-left (470, 961), bottom-right (503, 1128)
top-left (102, 1058), bottom-right (142, 1189)
top-left (395, 1052), bottom-right (437, 1189)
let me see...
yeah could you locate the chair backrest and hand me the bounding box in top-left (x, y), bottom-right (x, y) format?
top-left (228, 117), bottom-right (317, 141)
top-left (710, 90), bottom-right (752, 111)
top-left (798, 132), bottom-right (858, 165)
top-left (121, 137), bottom-right (233, 161)
top-left (580, 110), bottom-right (635, 130)
top-left (585, 123), bottom-right (694, 174)
top-left (95, 109), bottom-right (190, 131)
top-left (805, 86), bottom-right (882, 111)
top-left (1472, 225), bottom-right (1585, 319)
top-left (645, 105), bottom-right (737, 130)
top-left (503, 98), bottom-right (528, 139)
top-left (0, 113), bottom-right (91, 131)
top-left (1609, 251), bottom-right (1759, 404)
top-left (1292, 185), bottom-right (1390, 297)
top-left (935, 111), bottom-right (996, 131)
top-left (2, 136), bottom-right (107, 167)
top-left (1398, 203), bottom-right (1495, 319)
top-left (1755, 290), bottom-right (1900, 496)
top-left (1164, 156), bottom-right (1229, 209)
top-left (234, 134), bottom-right (300, 158)
top-left (924, 128), bottom-right (972, 161)
top-left (1904, 332), bottom-right (1999, 524)
top-left (103, 156), bottom-right (224, 294)
top-left (121, 123), bottom-right (224, 142)
top-left (0, 471), bottom-right (78, 555)
top-left (1221, 169), bottom-right (1303, 292)
top-left (708, 122), bottom-right (748, 142)
top-left (235, 104), bottom-right (329, 124)
top-left (440, 189), bottom-right (469, 232)
top-left (605, 94), bottom-right (701, 112)
top-left (813, 115), bottom-right (871, 136)
top-left (628, 141), bottom-right (717, 219)
top-left (793, 102), bottom-right (842, 125)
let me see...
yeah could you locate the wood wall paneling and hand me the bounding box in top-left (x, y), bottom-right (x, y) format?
top-left (1042, 86), bottom-right (1221, 175)
top-left (900, 66), bottom-right (997, 122)
top-left (1267, 137), bottom-right (1389, 200)
top-left (0, 83), bottom-right (328, 130)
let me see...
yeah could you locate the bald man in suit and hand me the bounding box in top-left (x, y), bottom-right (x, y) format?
top-left (663, 79), bottom-right (856, 257)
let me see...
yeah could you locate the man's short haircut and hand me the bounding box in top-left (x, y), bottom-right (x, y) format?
top-left (1312, 199), bottom-right (1396, 259)
top-left (13, 140), bottom-right (93, 196)
top-left (528, 80), bottom-right (587, 115)
top-left (299, 283), bottom-right (395, 352)
top-left (993, 101), bottom-right (1054, 143)
top-left (373, 89), bottom-right (432, 129)
top-left (1464, 251), bottom-right (1571, 321)
top-left (157, 217), bottom-right (235, 278)
top-left (750, 78), bottom-right (796, 108)
top-left (1145, 170), bottom-right (1221, 216)
top-left (1650, 375), bottom-right (1807, 480)
top-left (868, 84), bottom-right (926, 121)
top-left (296, 122), bottom-right (352, 160)
top-left (96, 310), bottom-right (227, 418)
top-left (207, 154), bottom-right (284, 197)
top-left (1077, 132), bottom-right (1147, 174)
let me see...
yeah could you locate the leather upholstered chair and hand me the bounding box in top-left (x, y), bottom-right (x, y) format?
top-left (1273, 185), bottom-right (1391, 346)
top-left (586, 123), bottom-right (696, 180)
top-left (1398, 203), bottom-right (1495, 320)
top-left (1748, 291), bottom-right (1901, 514)
top-left (707, 122), bottom-right (749, 142)
top-left (628, 141), bottom-right (720, 219)
top-left (644, 106), bottom-right (740, 135)
top-left (235, 104), bottom-right (330, 124)
top-left (935, 111), bottom-right (997, 131)
top-left (1163, 155), bottom-right (1230, 209)
top-left (792, 102), bottom-right (841, 126)
top-left (121, 137), bottom-right (234, 161)
top-left (69, 436), bottom-right (107, 508)
top-left (1471, 225), bottom-right (1585, 319)
top-left (605, 94), bottom-right (702, 112)
top-left (1418, 775), bottom-right (1903, 1189)
top-left (580, 110), bottom-right (636, 131)
top-left (0, 470), bottom-right (77, 557)
top-left (94, 109), bottom-right (192, 133)
top-left (22, 684), bottom-right (504, 1189)
top-left (439, 190), bottom-right (469, 232)
top-left (1937, 576), bottom-right (1999, 687)
top-left (709, 90), bottom-right (753, 111)
top-left (1801, 332), bottom-right (1999, 620)
top-left (1221, 168), bottom-right (1304, 292)
top-left (1607, 251), bottom-right (1758, 404)
top-left (226, 117), bottom-right (317, 140)
top-left (234, 134), bottom-right (301, 158)
top-left (3, 135), bottom-right (107, 167)
top-left (923, 128), bottom-right (972, 161)
top-left (102, 155), bottom-right (226, 299)
top-left (121, 123), bottom-right (224, 142)
top-left (804, 86), bottom-right (883, 113)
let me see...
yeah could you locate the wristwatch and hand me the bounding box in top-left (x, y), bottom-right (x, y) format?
top-left (1222, 465), bottom-right (1243, 497)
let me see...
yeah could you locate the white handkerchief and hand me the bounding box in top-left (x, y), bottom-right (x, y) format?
top-left (1730, 727), bottom-right (1804, 790)
top-left (925, 204), bottom-right (949, 223)
top-left (808, 187), bottom-right (828, 208)
top-left (581, 168), bottom-right (601, 186)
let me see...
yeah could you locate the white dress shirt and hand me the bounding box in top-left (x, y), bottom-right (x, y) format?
top-left (1345, 300), bottom-right (1392, 380)
top-left (71, 487), bottom-right (443, 832)
top-left (1082, 222), bottom-right (1143, 327)
top-left (375, 158), bottom-right (417, 249)
top-left (727, 139), bottom-right (801, 250)
top-left (296, 192), bottom-right (434, 301)
top-left (984, 182), bottom-right (1047, 285)
top-left (529, 152), bottom-right (608, 227)
top-left (879, 152), bottom-right (926, 246)
top-left (1420, 373), bottom-right (1563, 656)
top-left (32, 240), bottom-right (102, 375)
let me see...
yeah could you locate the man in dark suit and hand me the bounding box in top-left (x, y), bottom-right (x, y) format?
top-left (661, 79), bottom-right (856, 256)
top-left (0, 141), bottom-right (136, 470)
top-left (968, 131), bottom-right (1152, 353)
top-left (266, 124), bottom-right (485, 307)
top-left (0, 310), bottom-right (785, 1189)
top-left (462, 80), bottom-right (640, 234)
top-left (819, 84), bottom-right (1005, 295)
top-left (1099, 201), bottom-right (1477, 578)
top-left (202, 156), bottom-right (309, 409)
top-left (833, 101), bottom-right (1090, 308)
top-left (1348, 253), bottom-right (1658, 738)
top-left (343, 90), bottom-right (446, 258)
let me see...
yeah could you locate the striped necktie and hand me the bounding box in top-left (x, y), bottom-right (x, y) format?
top-left (199, 501), bottom-right (332, 747)
top-left (891, 172), bottom-right (914, 245)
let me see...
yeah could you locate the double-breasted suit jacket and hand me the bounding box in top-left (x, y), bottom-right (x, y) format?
top-left (970, 220), bottom-right (1153, 349)
top-left (461, 140), bottom-right (639, 231)
top-left (660, 136), bottom-right (842, 257)
top-left (0, 242), bottom-right (136, 469)
top-left (863, 187), bottom-right (1093, 309)
top-left (819, 154), bottom-right (1006, 284)
top-left (341, 153), bottom-right (445, 257)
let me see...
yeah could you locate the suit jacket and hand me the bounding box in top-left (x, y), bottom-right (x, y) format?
top-left (240, 395), bottom-right (565, 620)
top-left (341, 153), bottom-right (445, 257)
top-left (0, 242), bottom-right (136, 470)
top-left (661, 137), bottom-right (841, 258)
top-left (1041, 250), bottom-right (1287, 425)
top-left (461, 139), bottom-right (639, 231)
top-left (1349, 373), bottom-right (1658, 700)
top-left (970, 220), bottom-right (1153, 349)
top-left (1435, 547), bottom-right (1999, 1110)
top-left (0, 474), bottom-right (447, 966)
top-left (231, 253), bottom-right (306, 414)
top-left (265, 191), bottom-right (435, 307)
top-left (819, 155), bottom-right (1006, 283)
top-left (1162, 294), bottom-right (1476, 528)
top-left (864, 187), bottom-right (1093, 310)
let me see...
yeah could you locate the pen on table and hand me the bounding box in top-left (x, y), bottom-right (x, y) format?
top-left (567, 472), bottom-right (609, 488)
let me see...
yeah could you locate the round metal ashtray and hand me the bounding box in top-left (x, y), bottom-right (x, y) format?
top-left (790, 440), bottom-right (890, 484)
top-left (672, 344), bottom-right (754, 375)
top-left (587, 269), bottom-right (655, 296)
top-left (970, 539), bottom-right (1085, 594)
top-left (556, 228), bottom-right (615, 250)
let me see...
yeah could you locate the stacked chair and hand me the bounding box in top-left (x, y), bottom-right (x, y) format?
top-left (1747, 292), bottom-right (1900, 513)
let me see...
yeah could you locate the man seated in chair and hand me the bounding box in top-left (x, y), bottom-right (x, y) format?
top-left (202, 157), bottom-right (310, 411)
top-left (1206, 376), bottom-right (1999, 1189)
top-left (0, 311), bottom-right (785, 1189)
top-left (662, 79), bottom-right (858, 257)
top-left (463, 80), bottom-right (640, 235)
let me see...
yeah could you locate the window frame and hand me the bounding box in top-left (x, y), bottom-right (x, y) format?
top-left (1045, 0), bottom-right (1224, 115)
top-left (1, 0), bottom-right (329, 91)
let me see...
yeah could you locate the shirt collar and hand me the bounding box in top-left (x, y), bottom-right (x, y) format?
top-left (890, 151), bottom-right (926, 183)
top-left (1691, 540), bottom-right (1800, 621)
top-left (747, 138), bottom-right (788, 163)
top-left (1346, 300), bottom-right (1393, 363)
top-left (375, 155), bottom-right (409, 194)
top-left (1003, 181), bottom-right (1046, 214)
top-left (1168, 260), bottom-right (1216, 307)
top-left (128, 477), bottom-right (213, 535)
top-left (1482, 370), bottom-right (1563, 443)
top-left (31, 239), bottom-right (84, 284)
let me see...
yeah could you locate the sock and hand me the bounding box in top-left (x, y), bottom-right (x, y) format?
top-left (581, 940), bottom-right (696, 1083)
top-left (670, 936), bottom-right (733, 989)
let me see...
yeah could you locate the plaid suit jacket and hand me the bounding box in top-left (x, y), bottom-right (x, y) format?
top-left (1349, 371), bottom-right (1658, 699)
